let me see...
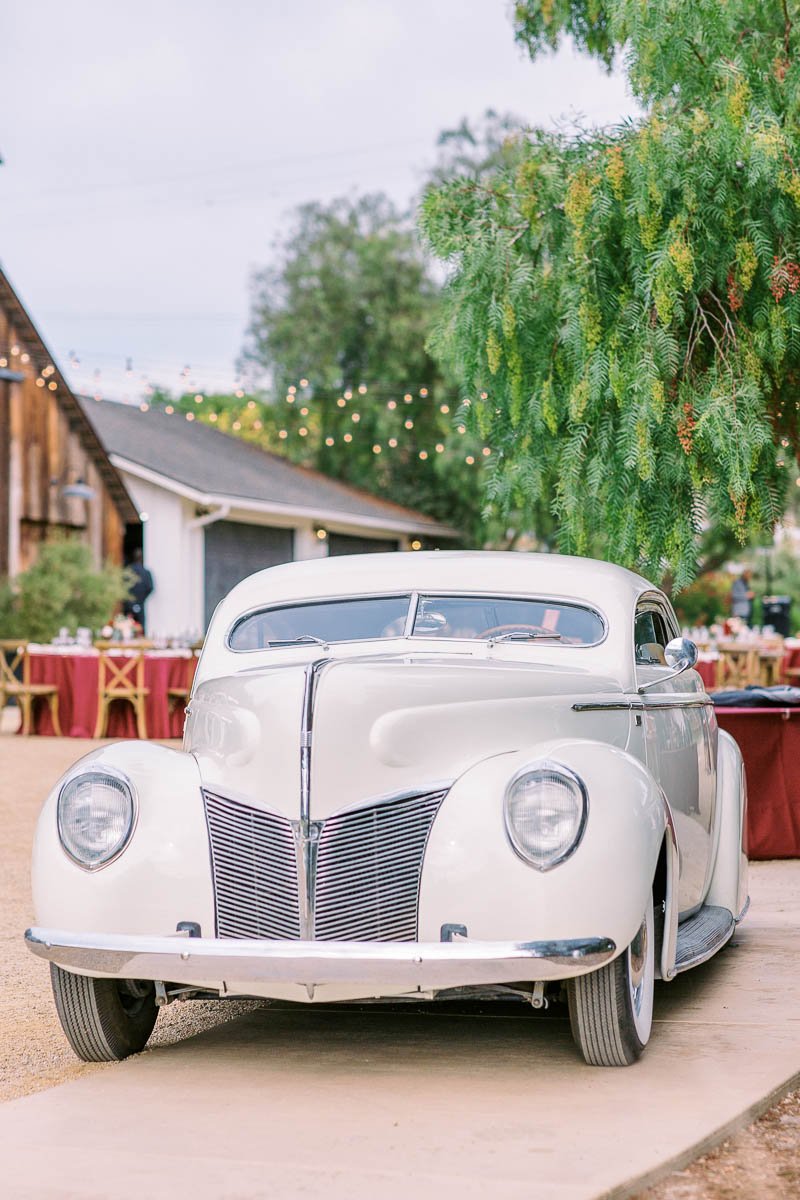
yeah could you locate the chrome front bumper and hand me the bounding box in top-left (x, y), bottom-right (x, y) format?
top-left (25, 927), bottom-right (616, 990)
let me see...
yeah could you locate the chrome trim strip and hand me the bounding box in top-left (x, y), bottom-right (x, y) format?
top-left (572, 696), bottom-right (713, 712)
top-left (25, 928), bottom-right (617, 988)
top-left (735, 894), bottom-right (751, 924)
top-left (297, 657), bottom-right (330, 937)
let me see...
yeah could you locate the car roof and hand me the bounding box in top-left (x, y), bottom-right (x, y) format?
top-left (216, 550), bottom-right (655, 622)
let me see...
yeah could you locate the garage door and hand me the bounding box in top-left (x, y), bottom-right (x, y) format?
top-left (204, 521), bottom-right (294, 626)
top-left (327, 533), bottom-right (399, 556)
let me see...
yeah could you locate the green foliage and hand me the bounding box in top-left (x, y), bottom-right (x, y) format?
top-left (751, 544), bottom-right (800, 625)
top-left (420, 1), bottom-right (800, 588)
top-left (0, 541), bottom-right (131, 642)
top-left (673, 571), bottom-right (733, 626)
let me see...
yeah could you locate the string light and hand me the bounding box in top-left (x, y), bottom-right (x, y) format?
top-left (247, 399), bottom-right (256, 410)
top-left (209, 412), bottom-right (218, 422)
top-left (299, 378), bottom-right (309, 388)
top-left (343, 432), bottom-right (353, 442)
top-left (388, 437), bottom-right (398, 448)
top-left (316, 527), bottom-right (328, 540)
top-left (435, 443), bottom-right (444, 453)
top-left (358, 384), bottom-right (367, 394)
top-left (372, 444), bottom-right (382, 454)
top-left (299, 427), bottom-right (308, 436)
top-left (186, 412), bottom-right (195, 421)
top-left (232, 420), bottom-right (241, 430)
top-left (440, 404), bottom-right (449, 414)
top-left (344, 389), bottom-right (353, 400)
top-left (482, 447), bottom-right (492, 457)
top-left (387, 400), bottom-right (397, 410)
top-left (419, 388), bottom-right (428, 398)
top-left (300, 407), bottom-right (309, 416)
top-left (279, 429), bottom-right (288, 439)
top-left (140, 403), bottom-right (149, 412)
top-left (457, 425), bottom-right (466, 434)
top-left (253, 420), bottom-right (263, 430)
top-left (288, 386), bottom-right (297, 395)
top-left (325, 436), bottom-right (335, 447)
top-left (411, 539), bottom-right (422, 551)
top-left (351, 412), bottom-right (361, 423)
top-left (47, 381), bottom-right (57, 391)
top-left (165, 405), bottom-right (174, 414)
top-left (404, 419), bottom-right (414, 430)
top-left (20, 352), bottom-right (30, 364)
top-left (194, 393), bottom-right (204, 403)
top-left (286, 394), bottom-right (295, 404)
top-left (466, 455), bottom-right (475, 465)
top-left (10, 345), bottom-right (19, 355)
top-left (404, 393), bottom-right (412, 403)
top-left (337, 397), bottom-right (346, 407)
top-left (0, 357), bottom-right (6, 367)
top-left (235, 389), bottom-right (244, 399)
top-left (480, 391), bottom-right (488, 400)
top-left (36, 378), bottom-right (45, 389)
top-left (419, 450), bottom-right (428, 460)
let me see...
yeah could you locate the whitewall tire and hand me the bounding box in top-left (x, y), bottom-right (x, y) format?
top-left (567, 898), bottom-right (655, 1067)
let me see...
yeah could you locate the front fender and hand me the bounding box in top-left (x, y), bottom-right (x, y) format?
top-left (418, 738), bottom-right (670, 975)
top-left (32, 742), bottom-right (214, 937)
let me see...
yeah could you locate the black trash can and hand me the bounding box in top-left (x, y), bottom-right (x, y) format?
top-left (761, 595), bottom-right (792, 636)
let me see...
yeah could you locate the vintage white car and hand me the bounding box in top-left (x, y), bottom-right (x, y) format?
top-left (26, 552), bottom-right (748, 1067)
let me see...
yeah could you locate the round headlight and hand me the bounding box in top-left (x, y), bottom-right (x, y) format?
top-left (57, 767), bottom-right (136, 870)
top-left (504, 761), bottom-right (588, 871)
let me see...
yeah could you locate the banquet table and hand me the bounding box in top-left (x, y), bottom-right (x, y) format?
top-left (715, 707), bottom-right (800, 860)
top-left (25, 648), bottom-right (195, 740)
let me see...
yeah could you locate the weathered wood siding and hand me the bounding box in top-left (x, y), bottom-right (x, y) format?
top-left (0, 307), bottom-right (127, 575)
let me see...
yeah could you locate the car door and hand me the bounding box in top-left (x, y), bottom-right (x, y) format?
top-left (634, 594), bottom-right (718, 916)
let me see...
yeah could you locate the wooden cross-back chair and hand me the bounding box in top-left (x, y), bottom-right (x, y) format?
top-left (94, 651), bottom-right (149, 739)
top-left (167, 653), bottom-right (199, 721)
top-left (715, 644), bottom-right (760, 691)
top-left (0, 640), bottom-right (61, 736)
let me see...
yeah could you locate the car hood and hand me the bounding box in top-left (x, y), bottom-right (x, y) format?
top-left (186, 654), bottom-right (629, 819)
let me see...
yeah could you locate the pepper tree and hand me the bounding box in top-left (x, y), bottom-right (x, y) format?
top-left (420, 1), bottom-right (800, 586)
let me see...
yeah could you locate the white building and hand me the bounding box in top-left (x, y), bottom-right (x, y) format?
top-left (81, 398), bottom-right (457, 636)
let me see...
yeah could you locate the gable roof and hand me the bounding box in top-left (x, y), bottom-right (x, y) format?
top-left (0, 266), bottom-right (139, 524)
top-left (79, 397), bottom-right (458, 538)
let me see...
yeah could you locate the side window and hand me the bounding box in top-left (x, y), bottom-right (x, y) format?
top-left (635, 608), bottom-right (670, 665)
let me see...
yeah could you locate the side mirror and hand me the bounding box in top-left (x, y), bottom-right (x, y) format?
top-left (664, 637), bottom-right (699, 672)
top-left (639, 637), bottom-right (698, 693)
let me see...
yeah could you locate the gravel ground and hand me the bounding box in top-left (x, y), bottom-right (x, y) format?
top-left (1, 727), bottom-right (798, 1197)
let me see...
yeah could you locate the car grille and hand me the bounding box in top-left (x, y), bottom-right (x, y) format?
top-left (313, 790), bottom-right (447, 942)
top-left (202, 787), bottom-right (447, 943)
top-left (203, 790), bottom-right (301, 940)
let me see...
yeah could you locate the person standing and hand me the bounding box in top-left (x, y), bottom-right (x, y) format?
top-left (730, 568), bottom-right (754, 626)
top-left (124, 548), bottom-right (155, 633)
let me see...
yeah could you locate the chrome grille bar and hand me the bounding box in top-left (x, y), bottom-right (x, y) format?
top-left (203, 789), bottom-right (301, 940)
top-left (313, 790), bottom-right (447, 942)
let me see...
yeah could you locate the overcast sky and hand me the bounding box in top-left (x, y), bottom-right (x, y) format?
top-left (0, 1), bottom-right (635, 400)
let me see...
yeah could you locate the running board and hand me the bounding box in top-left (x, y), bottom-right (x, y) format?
top-left (674, 905), bottom-right (735, 973)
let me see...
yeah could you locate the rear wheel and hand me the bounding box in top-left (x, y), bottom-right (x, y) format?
top-left (567, 898), bottom-right (655, 1066)
top-left (50, 964), bottom-right (158, 1062)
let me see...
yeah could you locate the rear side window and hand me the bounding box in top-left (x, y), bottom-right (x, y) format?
top-left (634, 608), bottom-right (672, 665)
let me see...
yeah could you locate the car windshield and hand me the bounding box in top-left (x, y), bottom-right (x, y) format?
top-left (228, 593), bottom-right (604, 651)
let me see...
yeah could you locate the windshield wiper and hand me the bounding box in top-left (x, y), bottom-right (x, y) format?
top-left (266, 634), bottom-right (329, 648)
top-left (490, 630), bottom-right (563, 643)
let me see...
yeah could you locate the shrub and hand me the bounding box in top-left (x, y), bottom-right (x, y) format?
top-left (0, 540), bottom-right (131, 643)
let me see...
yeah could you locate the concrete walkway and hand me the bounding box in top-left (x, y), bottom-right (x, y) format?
top-left (1, 862), bottom-right (798, 1199)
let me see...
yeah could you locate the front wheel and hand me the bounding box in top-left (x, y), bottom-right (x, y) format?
top-left (50, 964), bottom-right (158, 1062)
top-left (567, 898), bottom-right (655, 1067)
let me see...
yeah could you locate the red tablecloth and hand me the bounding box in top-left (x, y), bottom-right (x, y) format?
top-left (696, 658), bottom-right (717, 690)
top-left (715, 707), bottom-right (800, 859)
top-left (26, 652), bottom-right (194, 739)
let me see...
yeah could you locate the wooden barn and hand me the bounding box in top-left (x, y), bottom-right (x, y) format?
top-left (0, 267), bottom-right (138, 577)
